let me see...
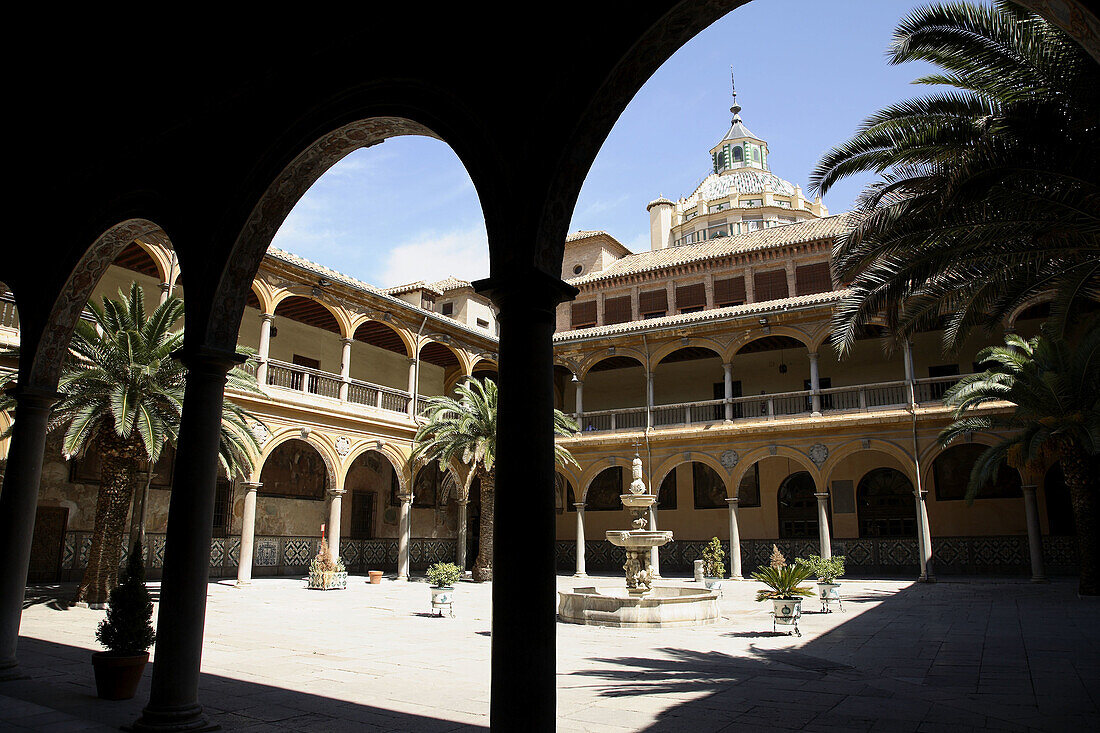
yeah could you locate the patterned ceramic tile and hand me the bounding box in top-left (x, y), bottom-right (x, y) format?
top-left (255, 538), bottom-right (278, 567)
top-left (283, 538), bottom-right (313, 567)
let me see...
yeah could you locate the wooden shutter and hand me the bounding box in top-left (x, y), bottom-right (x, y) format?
top-left (795, 262), bottom-right (832, 296)
top-left (639, 289), bottom-right (668, 315)
top-left (604, 295), bottom-right (632, 324)
top-left (675, 283), bottom-right (706, 310)
top-left (753, 270), bottom-right (789, 302)
top-left (570, 300), bottom-right (597, 329)
top-left (713, 276), bottom-right (746, 307)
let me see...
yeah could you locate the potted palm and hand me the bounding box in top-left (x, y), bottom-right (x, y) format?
top-left (700, 537), bottom-right (725, 589)
top-left (751, 562), bottom-right (814, 637)
top-left (92, 542), bottom-right (156, 700)
top-left (426, 562), bottom-right (462, 617)
top-left (306, 540), bottom-right (347, 590)
top-left (798, 555), bottom-right (845, 612)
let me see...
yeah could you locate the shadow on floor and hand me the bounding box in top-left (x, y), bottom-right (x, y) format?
top-left (3, 636), bottom-right (486, 732)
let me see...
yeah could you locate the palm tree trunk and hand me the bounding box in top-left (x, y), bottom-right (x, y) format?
top-left (73, 434), bottom-right (141, 606)
top-left (456, 499), bottom-right (468, 571)
top-left (1062, 441), bottom-right (1100, 596)
top-left (473, 467), bottom-right (494, 582)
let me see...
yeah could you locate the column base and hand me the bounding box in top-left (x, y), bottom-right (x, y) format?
top-left (1030, 577), bottom-right (1050, 584)
top-left (394, 576), bottom-right (409, 583)
top-left (918, 575), bottom-right (937, 583)
top-left (234, 580), bottom-right (251, 588)
top-left (127, 703), bottom-right (220, 732)
top-left (810, 411), bottom-right (822, 418)
top-left (0, 658), bottom-right (29, 682)
top-left (729, 575), bottom-right (743, 581)
top-left (572, 572), bottom-right (588, 578)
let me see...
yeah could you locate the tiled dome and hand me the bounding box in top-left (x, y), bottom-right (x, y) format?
top-left (690, 169), bottom-right (797, 202)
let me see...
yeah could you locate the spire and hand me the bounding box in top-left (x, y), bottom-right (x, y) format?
top-left (730, 66), bottom-right (742, 122)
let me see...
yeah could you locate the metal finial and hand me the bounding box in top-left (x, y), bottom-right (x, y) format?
top-left (730, 65), bottom-right (742, 121)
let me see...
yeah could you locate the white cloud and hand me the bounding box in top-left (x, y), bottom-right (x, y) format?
top-left (378, 225), bottom-right (490, 287)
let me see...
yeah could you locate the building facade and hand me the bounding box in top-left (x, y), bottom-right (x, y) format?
top-left (0, 87), bottom-right (1075, 586)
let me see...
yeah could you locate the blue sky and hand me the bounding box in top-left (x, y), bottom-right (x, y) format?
top-left (271, 0), bottom-right (936, 287)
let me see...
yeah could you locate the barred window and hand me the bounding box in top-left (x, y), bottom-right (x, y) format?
top-left (714, 276), bottom-right (746, 307)
top-left (795, 262), bottom-right (832, 296)
top-left (604, 295), bottom-right (632, 324)
top-left (570, 300), bottom-right (597, 329)
top-left (639, 289), bottom-right (668, 317)
top-left (753, 269), bottom-right (789, 302)
top-left (675, 283), bottom-right (706, 311)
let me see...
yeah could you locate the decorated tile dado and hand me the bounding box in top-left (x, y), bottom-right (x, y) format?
top-left (340, 539), bottom-right (360, 566)
top-left (283, 538), bottom-right (313, 567)
top-left (62, 533), bottom-right (76, 569)
top-left (151, 535), bottom-right (166, 568)
top-left (255, 538), bottom-right (278, 567)
top-left (210, 538), bottom-right (225, 567)
top-left (227, 537), bottom-right (241, 567)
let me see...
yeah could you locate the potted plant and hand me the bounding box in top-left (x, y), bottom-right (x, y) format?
top-left (797, 554), bottom-right (846, 613)
top-left (306, 540), bottom-right (347, 590)
top-left (751, 562), bottom-right (814, 637)
top-left (92, 542), bottom-right (156, 700)
top-left (426, 562), bottom-right (462, 617)
top-left (700, 537), bottom-right (725, 589)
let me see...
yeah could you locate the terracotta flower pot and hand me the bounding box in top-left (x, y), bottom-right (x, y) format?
top-left (368, 570), bottom-right (383, 584)
top-left (92, 651), bottom-right (149, 700)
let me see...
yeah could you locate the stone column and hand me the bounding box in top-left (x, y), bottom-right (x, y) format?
top-left (1022, 484), bottom-right (1047, 582)
top-left (235, 482), bottom-right (261, 586)
top-left (573, 503), bottom-right (587, 577)
top-left (723, 362), bottom-right (734, 421)
top-left (648, 504), bottom-right (661, 577)
top-left (814, 492), bottom-right (832, 559)
top-left (407, 357), bottom-right (417, 417)
top-left (0, 387), bottom-right (60, 681)
top-left (456, 498), bottom-right (469, 571)
top-left (339, 338), bottom-right (353, 401)
top-left (396, 492), bottom-right (412, 580)
top-left (132, 346), bottom-right (242, 732)
top-left (915, 488), bottom-right (935, 582)
top-left (327, 489), bottom-right (345, 562)
top-left (725, 497), bottom-right (743, 579)
top-left (574, 377), bottom-right (583, 418)
top-left (159, 282), bottom-right (171, 305)
top-left (255, 313), bottom-right (274, 386)
top-left (808, 351), bottom-right (821, 416)
top-left (646, 371), bottom-right (654, 429)
top-left (474, 270), bottom-right (575, 732)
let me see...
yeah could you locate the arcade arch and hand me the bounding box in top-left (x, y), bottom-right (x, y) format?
top-left (652, 346), bottom-right (724, 416)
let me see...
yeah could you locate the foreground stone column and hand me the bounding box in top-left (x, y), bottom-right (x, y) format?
top-left (0, 387), bottom-right (60, 680)
top-left (255, 313), bottom-right (274, 386)
top-left (814, 492), bottom-right (832, 559)
top-left (574, 503), bottom-right (587, 577)
top-left (723, 362), bottom-right (733, 421)
top-left (475, 270), bottom-right (575, 733)
top-left (574, 377), bottom-right (583, 419)
top-left (725, 497), bottom-right (742, 580)
top-left (456, 498), bottom-right (469, 571)
top-left (1022, 484), bottom-right (1046, 582)
top-left (339, 338), bottom-right (353, 401)
top-left (327, 489), bottom-right (345, 562)
top-left (396, 493), bottom-right (412, 580)
top-left (808, 351), bottom-right (822, 416)
top-left (132, 347), bottom-right (241, 732)
top-left (406, 357), bottom-right (417, 417)
top-left (235, 482), bottom-right (261, 586)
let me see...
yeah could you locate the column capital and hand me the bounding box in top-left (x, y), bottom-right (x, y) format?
top-left (240, 481), bottom-right (262, 492)
top-left (260, 312), bottom-right (275, 323)
top-left (723, 361), bottom-right (733, 370)
top-left (171, 345), bottom-right (247, 374)
top-left (341, 337), bottom-right (354, 346)
top-left (408, 357), bottom-right (416, 365)
top-left (914, 488), bottom-right (929, 499)
top-left (1021, 483), bottom-right (1038, 495)
top-left (473, 270), bottom-right (578, 312)
top-left (814, 492), bottom-right (830, 500)
top-left (159, 281), bottom-right (171, 293)
top-left (725, 497), bottom-right (739, 507)
top-left (3, 386), bottom-right (62, 410)
top-left (807, 351), bottom-right (819, 361)
top-left (573, 502), bottom-right (586, 510)
top-left (399, 492), bottom-right (414, 505)
top-left (327, 488), bottom-right (347, 497)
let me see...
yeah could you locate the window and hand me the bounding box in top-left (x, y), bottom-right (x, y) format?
top-left (777, 200), bottom-right (791, 208)
top-left (639, 289), bottom-right (668, 319)
top-left (476, 318), bottom-right (489, 329)
top-left (795, 262), bottom-right (832, 296)
top-left (570, 301), bottom-right (597, 329)
top-left (350, 491), bottom-right (375, 539)
top-left (857, 468), bottom-right (916, 538)
top-left (752, 148), bottom-right (760, 162)
top-left (708, 202), bottom-right (728, 213)
top-left (658, 471), bottom-right (677, 510)
top-left (933, 444), bottom-right (1022, 500)
top-left (211, 479), bottom-right (231, 536)
top-left (586, 467), bottom-right (623, 510)
top-left (753, 269), bottom-right (790, 302)
top-left (421, 295), bottom-right (435, 310)
top-left (692, 463), bottom-right (727, 509)
top-left (603, 295), bottom-right (632, 325)
top-left (441, 302), bottom-right (454, 317)
top-left (742, 199), bottom-right (762, 208)
top-left (733, 146), bottom-right (743, 163)
top-left (675, 282), bottom-right (705, 312)
top-left (737, 463), bottom-right (761, 507)
top-left (572, 264), bottom-right (583, 275)
top-left (778, 471), bottom-right (820, 539)
top-left (714, 276), bottom-right (746, 308)
top-left (684, 210), bottom-right (698, 221)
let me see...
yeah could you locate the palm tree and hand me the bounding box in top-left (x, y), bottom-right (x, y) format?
top-left (48, 283), bottom-right (262, 605)
top-left (940, 320), bottom-right (1100, 595)
top-left (412, 377), bottom-right (578, 582)
top-left (810, 0), bottom-right (1100, 354)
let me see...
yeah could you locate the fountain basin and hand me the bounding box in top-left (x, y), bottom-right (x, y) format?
top-left (558, 586), bottom-right (721, 628)
top-left (605, 530), bottom-right (673, 548)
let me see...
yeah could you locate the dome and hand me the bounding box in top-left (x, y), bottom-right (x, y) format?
top-left (690, 169), bottom-right (797, 202)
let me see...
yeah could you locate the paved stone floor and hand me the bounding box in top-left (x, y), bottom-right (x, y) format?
top-left (1, 574), bottom-right (1098, 732)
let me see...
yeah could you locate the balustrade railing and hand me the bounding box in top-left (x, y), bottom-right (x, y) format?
top-left (261, 359), bottom-right (412, 415)
top-left (0, 295), bottom-right (18, 330)
top-left (572, 375), bottom-right (978, 435)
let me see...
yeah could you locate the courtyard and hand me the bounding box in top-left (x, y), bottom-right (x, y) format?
top-left (2, 573), bottom-right (1097, 732)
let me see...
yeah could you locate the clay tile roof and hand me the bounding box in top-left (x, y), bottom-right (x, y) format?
top-left (554, 289), bottom-right (848, 341)
top-left (430, 276), bottom-right (473, 293)
top-left (566, 213), bottom-right (853, 286)
top-left (267, 247), bottom-right (384, 295)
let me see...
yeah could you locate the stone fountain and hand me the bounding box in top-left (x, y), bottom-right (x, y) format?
top-left (557, 453), bottom-right (720, 628)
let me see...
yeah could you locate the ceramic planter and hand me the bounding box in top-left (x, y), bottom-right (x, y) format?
top-left (431, 585), bottom-right (455, 617)
top-left (368, 570), bottom-right (384, 584)
top-left (771, 597), bottom-right (803, 636)
top-left (307, 570), bottom-right (348, 590)
top-left (92, 651), bottom-right (149, 700)
top-left (703, 576), bottom-right (724, 590)
top-left (816, 581), bottom-right (843, 612)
